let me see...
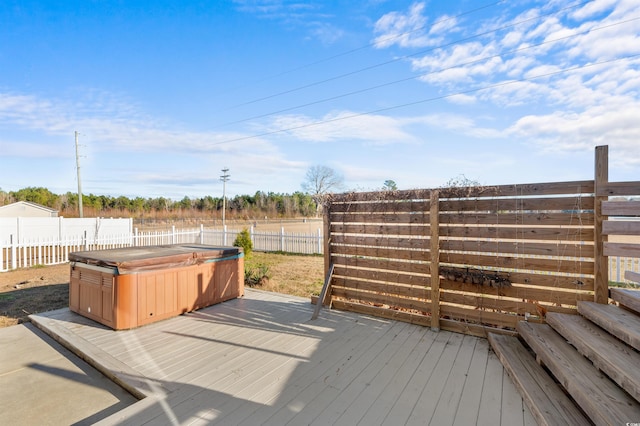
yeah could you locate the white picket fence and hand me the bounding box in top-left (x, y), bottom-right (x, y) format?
top-left (0, 225), bottom-right (323, 272)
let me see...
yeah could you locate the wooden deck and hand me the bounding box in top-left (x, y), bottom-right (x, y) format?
top-left (31, 289), bottom-right (534, 425)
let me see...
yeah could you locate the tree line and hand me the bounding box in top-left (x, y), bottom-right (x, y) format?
top-left (0, 187), bottom-right (318, 219)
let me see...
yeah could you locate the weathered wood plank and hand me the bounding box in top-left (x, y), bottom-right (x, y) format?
top-left (331, 223), bottom-right (430, 237)
top-left (441, 239), bottom-right (594, 258)
top-left (330, 244), bottom-right (430, 262)
top-left (603, 241), bottom-right (640, 257)
top-left (428, 335), bottom-right (477, 424)
top-left (332, 234), bottom-right (430, 250)
top-left (578, 301), bottom-right (640, 359)
top-left (330, 180), bottom-right (593, 202)
top-left (440, 304), bottom-right (520, 329)
top-left (331, 276), bottom-right (431, 296)
top-left (602, 200), bottom-right (640, 216)
top-left (439, 212), bottom-right (594, 226)
top-left (441, 279), bottom-right (593, 306)
top-left (332, 211), bottom-right (594, 226)
top-left (626, 270), bottom-right (640, 283)
top-left (547, 312), bottom-right (640, 402)
top-left (517, 321), bottom-right (640, 425)
top-left (331, 255), bottom-right (431, 275)
top-left (441, 225), bottom-right (595, 242)
top-left (451, 338), bottom-right (490, 425)
top-left (603, 220), bottom-right (640, 236)
top-left (441, 251), bottom-right (594, 275)
top-left (356, 328), bottom-right (441, 425)
top-left (476, 349), bottom-right (504, 425)
top-left (440, 195), bottom-right (594, 213)
top-left (403, 333), bottom-right (466, 425)
top-left (610, 287), bottom-right (640, 314)
top-left (330, 200), bottom-right (429, 213)
top-left (488, 333), bottom-right (587, 426)
top-left (597, 181), bottom-right (640, 197)
top-left (331, 286), bottom-right (431, 312)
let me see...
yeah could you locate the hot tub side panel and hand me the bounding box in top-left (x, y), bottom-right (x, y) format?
top-left (70, 265), bottom-right (115, 329)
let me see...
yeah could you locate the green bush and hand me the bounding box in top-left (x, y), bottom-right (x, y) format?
top-left (244, 263), bottom-right (270, 287)
top-left (233, 227), bottom-right (253, 258)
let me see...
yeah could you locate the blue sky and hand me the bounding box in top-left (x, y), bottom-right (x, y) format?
top-left (1, 0), bottom-right (639, 199)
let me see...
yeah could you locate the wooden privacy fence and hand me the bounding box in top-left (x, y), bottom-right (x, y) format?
top-left (323, 145), bottom-right (638, 336)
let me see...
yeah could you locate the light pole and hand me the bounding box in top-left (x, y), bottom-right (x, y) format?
top-left (220, 168), bottom-right (230, 228)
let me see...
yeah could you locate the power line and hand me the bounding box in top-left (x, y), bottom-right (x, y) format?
top-left (208, 53), bottom-right (640, 146)
top-left (212, 1), bottom-right (506, 103)
top-left (211, 16), bottom-right (640, 129)
top-left (213, 0), bottom-right (591, 120)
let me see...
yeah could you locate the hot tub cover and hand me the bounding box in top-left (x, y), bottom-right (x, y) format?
top-left (69, 244), bottom-right (243, 274)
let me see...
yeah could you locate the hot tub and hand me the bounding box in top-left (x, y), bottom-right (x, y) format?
top-left (68, 244), bottom-right (244, 330)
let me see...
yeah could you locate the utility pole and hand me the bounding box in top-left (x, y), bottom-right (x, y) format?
top-left (75, 131), bottom-right (84, 218)
top-left (220, 168), bottom-right (230, 228)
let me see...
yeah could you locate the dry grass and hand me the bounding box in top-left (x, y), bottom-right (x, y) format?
top-left (244, 252), bottom-right (324, 298)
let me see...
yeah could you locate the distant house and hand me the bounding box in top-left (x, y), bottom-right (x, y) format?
top-left (0, 201), bottom-right (58, 218)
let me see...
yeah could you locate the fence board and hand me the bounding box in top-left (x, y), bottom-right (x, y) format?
top-left (331, 224), bottom-right (430, 237)
top-left (330, 200), bottom-right (430, 213)
top-left (441, 239), bottom-right (593, 258)
top-left (440, 252), bottom-right (594, 275)
top-left (440, 225), bottom-right (594, 241)
top-left (604, 242), bottom-right (640, 258)
top-left (603, 221), bottom-right (640, 236)
top-left (597, 182), bottom-right (640, 197)
top-left (439, 212), bottom-right (594, 226)
top-left (332, 234), bottom-right (430, 250)
top-left (332, 277), bottom-right (432, 300)
top-left (331, 255), bottom-right (431, 275)
top-left (331, 245), bottom-right (431, 261)
top-left (602, 201), bottom-right (640, 216)
top-left (439, 196), bottom-right (594, 213)
top-left (333, 265), bottom-right (430, 287)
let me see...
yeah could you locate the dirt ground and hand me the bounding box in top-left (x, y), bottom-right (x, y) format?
top-left (0, 263), bottom-right (70, 327)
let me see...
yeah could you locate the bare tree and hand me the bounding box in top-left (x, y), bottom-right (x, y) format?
top-left (301, 165), bottom-right (344, 213)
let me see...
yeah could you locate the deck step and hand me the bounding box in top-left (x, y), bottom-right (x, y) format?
top-left (517, 321), bottom-right (640, 426)
top-left (546, 312), bottom-right (640, 403)
top-left (487, 333), bottom-right (588, 426)
top-left (578, 301), bottom-right (640, 352)
top-left (610, 288), bottom-right (640, 314)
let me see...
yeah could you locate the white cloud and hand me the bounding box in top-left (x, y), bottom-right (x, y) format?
top-left (268, 111), bottom-right (418, 144)
top-left (373, 2), bottom-right (430, 48)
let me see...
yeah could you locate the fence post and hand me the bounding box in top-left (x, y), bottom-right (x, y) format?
top-left (11, 235), bottom-right (17, 270)
top-left (200, 224), bottom-right (204, 244)
top-left (317, 228), bottom-right (322, 254)
top-left (430, 190), bottom-right (441, 331)
top-left (223, 225), bottom-right (228, 246)
top-left (323, 202), bottom-right (332, 304)
top-left (594, 145), bottom-right (609, 304)
top-left (172, 225), bottom-right (176, 244)
top-left (280, 227), bottom-right (285, 252)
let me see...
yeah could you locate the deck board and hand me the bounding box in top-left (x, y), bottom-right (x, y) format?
top-left (30, 289), bottom-right (532, 425)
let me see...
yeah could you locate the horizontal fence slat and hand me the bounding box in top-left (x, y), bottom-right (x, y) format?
top-left (331, 255), bottom-right (431, 275)
top-left (602, 201), bottom-right (640, 216)
top-left (333, 265), bottom-right (430, 287)
top-left (330, 200), bottom-right (430, 213)
top-left (441, 239), bottom-right (594, 258)
top-left (603, 242), bottom-right (640, 258)
top-left (331, 223), bottom-right (430, 236)
top-left (439, 195), bottom-right (594, 213)
top-left (596, 181), bottom-right (640, 197)
top-left (439, 212), bottom-right (594, 226)
top-left (440, 252), bottom-right (594, 275)
top-left (331, 234), bottom-right (430, 250)
top-left (441, 225), bottom-right (595, 241)
top-left (330, 245), bottom-right (431, 262)
top-left (601, 220), bottom-right (640, 236)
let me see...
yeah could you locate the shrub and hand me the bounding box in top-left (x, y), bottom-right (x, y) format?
top-left (233, 227), bottom-right (253, 258)
top-left (245, 263), bottom-right (270, 287)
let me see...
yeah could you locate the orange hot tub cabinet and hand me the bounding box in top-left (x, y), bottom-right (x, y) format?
top-left (68, 244), bottom-right (244, 330)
